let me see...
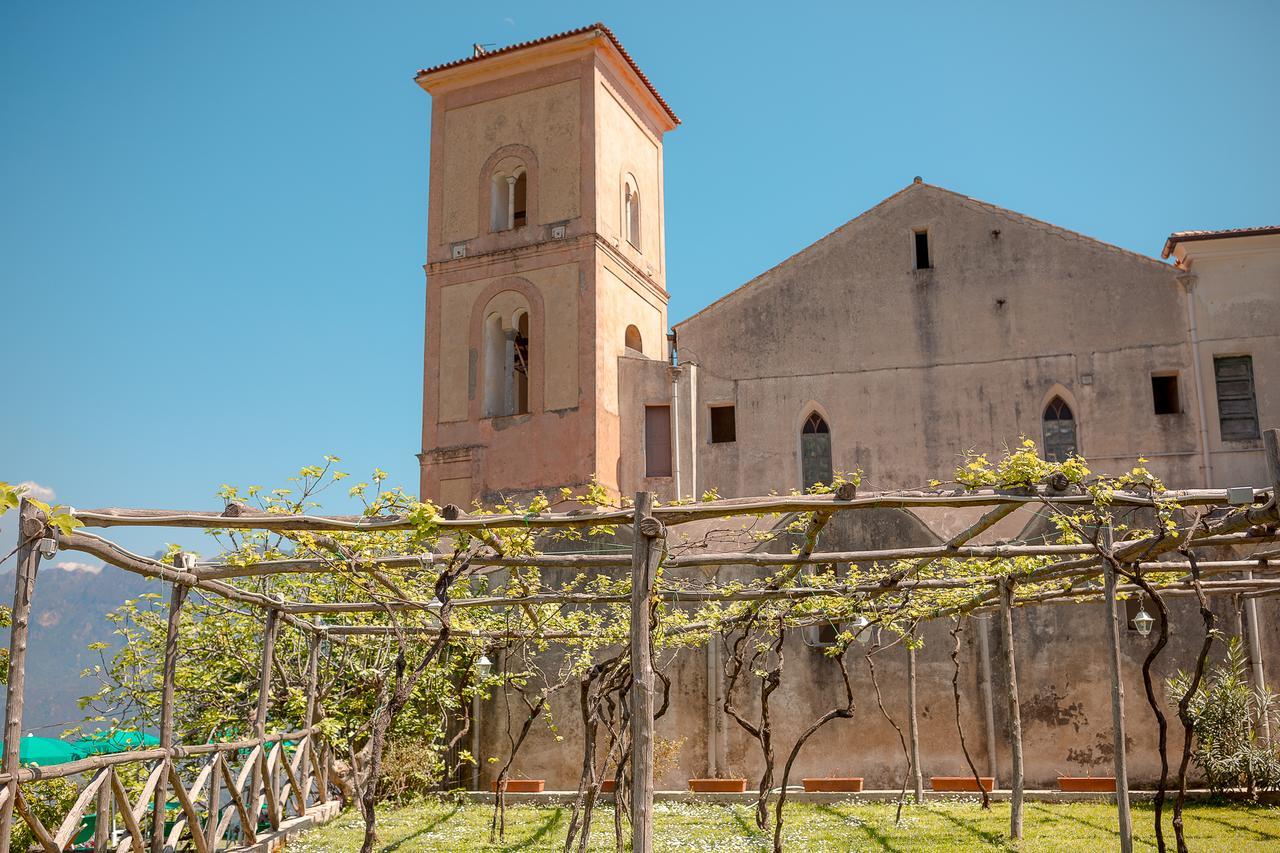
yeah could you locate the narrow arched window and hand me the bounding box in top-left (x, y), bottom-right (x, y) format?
top-left (1043, 397), bottom-right (1077, 462)
top-left (624, 324), bottom-right (643, 353)
top-left (801, 412), bottom-right (832, 489)
top-left (624, 177), bottom-right (641, 250)
top-left (512, 171), bottom-right (527, 228)
top-left (514, 311), bottom-right (530, 415)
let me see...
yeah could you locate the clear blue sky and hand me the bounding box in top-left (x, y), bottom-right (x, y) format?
top-left (2, 1), bottom-right (1277, 560)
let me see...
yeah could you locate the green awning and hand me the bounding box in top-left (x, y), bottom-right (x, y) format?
top-left (73, 730), bottom-right (160, 755)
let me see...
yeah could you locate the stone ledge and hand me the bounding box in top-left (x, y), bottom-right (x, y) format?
top-left (228, 800), bottom-right (342, 852)
top-left (459, 788), bottom-right (1278, 806)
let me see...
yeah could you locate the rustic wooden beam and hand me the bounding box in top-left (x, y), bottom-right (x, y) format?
top-left (999, 581), bottom-right (1023, 841)
top-left (1101, 536), bottom-right (1134, 853)
top-left (152, 554), bottom-right (190, 853)
top-left (906, 643), bottom-right (924, 803)
top-left (0, 499), bottom-right (44, 853)
top-left (248, 610), bottom-right (279, 827)
top-left (71, 486), bottom-right (1268, 534)
top-left (629, 493), bottom-right (662, 853)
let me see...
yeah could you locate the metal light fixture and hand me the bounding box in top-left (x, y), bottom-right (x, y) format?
top-left (426, 596), bottom-right (444, 616)
top-left (851, 614), bottom-right (871, 644)
top-left (1133, 606), bottom-right (1154, 638)
top-left (476, 654), bottom-right (493, 678)
top-left (37, 537), bottom-right (57, 560)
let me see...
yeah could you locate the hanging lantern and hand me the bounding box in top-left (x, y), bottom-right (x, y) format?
top-left (476, 654), bottom-right (493, 678)
top-left (1133, 606), bottom-right (1154, 638)
top-left (851, 614), bottom-right (871, 644)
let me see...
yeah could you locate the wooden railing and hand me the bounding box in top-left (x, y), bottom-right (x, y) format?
top-left (0, 728), bottom-right (330, 852)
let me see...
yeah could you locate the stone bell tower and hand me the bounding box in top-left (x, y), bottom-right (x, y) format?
top-left (416, 24), bottom-right (678, 507)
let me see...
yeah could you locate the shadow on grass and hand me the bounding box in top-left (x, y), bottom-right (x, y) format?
top-left (932, 807), bottom-right (1010, 848)
top-left (1178, 811), bottom-right (1280, 841)
top-left (813, 803), bottom-right (903, 853)
top-left (1026, 802), bottom-right (1118, 837)
top-left (503, 807), bottom-right (566, 851)
top-left (725, 803), bottom-right (769, 842)
top-left (379, 803), bottom-right (461, 852)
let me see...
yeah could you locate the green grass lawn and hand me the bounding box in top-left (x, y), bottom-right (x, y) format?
top-left (290, 798), bottom-right (1280, 851)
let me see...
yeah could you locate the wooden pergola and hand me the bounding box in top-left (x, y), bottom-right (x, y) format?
top-left (2, 430), bottom-right (1278, 852)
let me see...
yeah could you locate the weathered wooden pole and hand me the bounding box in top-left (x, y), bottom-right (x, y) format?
top-left (906, 643), bottom-right (924, 803)
top-left (300, 631), bottom-right (321, 806)
top-left (248, 609), bottom-right (280, 826)
top-left (629, 492), bottom-right (663, 853)
top-left (153, 553), bottom-right (191, 853)
top-left (1101, 546), bottom-right (1135, 853)
top-left (95, 769), bottom-right (113, 851)
top-left (0, 500), bottom-right (46, 853)
top-left (998, 580), bottom-right (1023, 841)
top-left (977, 614), bottom-right (999, 782)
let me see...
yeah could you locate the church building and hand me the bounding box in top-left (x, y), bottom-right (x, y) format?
top-left (413, 24), bottom-right (1280, 790)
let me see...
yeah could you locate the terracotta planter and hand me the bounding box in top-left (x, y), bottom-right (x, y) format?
top-left (1058, 776), bottom-right (1116, 792)
top-left (600, 779), bottom-right (616, 793)
top-left (688, 778), bottom-right (748, 793)
top-left (803, 777), bottom-right (864, 792)
top-left (492, 779), bottom-right (545, 793)
top-left (930, 776), bottom-right (994, 792)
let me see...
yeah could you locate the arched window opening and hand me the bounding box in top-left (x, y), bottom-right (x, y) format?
top-left (514, 310), bottom-right (530, 415)
top-left (512, 171), bottom-right (527, 228)
top-left (1043, 397), bottom-right (1077, 462)
top-left (624, 324), bottom-right (643, 354)
top-left (624, 177), bottom-right (641, 250)
top-left (489, 164), bottom-right (527, 233)
top-left (801, 412), bottom-right (832, 489)
top-left (483, 313), bottom-right (505, 416)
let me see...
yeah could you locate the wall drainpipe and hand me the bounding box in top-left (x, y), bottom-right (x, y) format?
top-left (668, 331), bottom-right (682, 500)
top-left (1180, 273), bottom-right (1213, 488)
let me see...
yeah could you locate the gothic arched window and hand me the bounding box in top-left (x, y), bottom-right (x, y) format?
top-left (1043, 397), bottom-right (1077, 462)
top-left (624, 176), bottom-right (641, 250)
top-left (801, 412), bottom-right (832, 489)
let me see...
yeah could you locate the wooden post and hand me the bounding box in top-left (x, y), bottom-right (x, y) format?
top-left (906, 643), bottom-right (924, 803)
top-left (94, 768), bottom-right (113, 851)
top-left (998, 580), bottom-right (1023, 841)
top-left (248, 609), bottom-right (279, 826)
top-left (0, 500), bottom-right (45, 853)
top-left (153, 554), bottom-right (190, 853)
top-left (629, 492), bottom-right (663, 853)
top-left (1102, 548), bottom-right (1134, 853)
top-left (300, 631), bottom-right (320, 805)
top-left (977, 614), bottom-right (999, 782)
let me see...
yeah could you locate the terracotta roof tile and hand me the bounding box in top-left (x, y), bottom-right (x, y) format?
top-left (1162, 225), bottom-right (1280, 258)
top-left (415, 22), bottom-right (678, 126)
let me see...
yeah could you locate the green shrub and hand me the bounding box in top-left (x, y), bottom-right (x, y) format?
top-left (9, 777), bottom-right (80, 851)
top-left (1168, 636), bottom-right (1280, 793)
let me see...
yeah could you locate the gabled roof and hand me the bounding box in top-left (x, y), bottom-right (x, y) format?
top-left (415, 22), bottom-right (679, 126)
top-left (1162, 225), bottom-right (1280, 258)
top-left (676, 180), bottom-right (1172, 330)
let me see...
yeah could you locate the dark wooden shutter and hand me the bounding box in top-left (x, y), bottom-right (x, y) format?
top-left (645, 405), bottom-right (672, 477)
top-left (1213, 356), bottom-right (1260, 441)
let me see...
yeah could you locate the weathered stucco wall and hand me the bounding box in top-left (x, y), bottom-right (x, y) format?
top-left (1175, 233), bottom-right (1280, 487)
top-left (671, 182), bottom-right (1208, 497)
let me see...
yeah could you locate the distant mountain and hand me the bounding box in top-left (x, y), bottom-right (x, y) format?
top-left (0, 565), bottom-right (154, 735)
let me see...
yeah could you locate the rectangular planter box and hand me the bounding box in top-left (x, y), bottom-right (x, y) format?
top-left (931, 776), bottom-right (994, 792)
top-left (689, 778), bottom-right (748, 793)
top-left (492, 779), bottom-right (545, 793)
top-left (600, 779), bottom-right (616, 793)
top-left (1058, 776), bottom-right (1117, 792)
top-left (803, 777), bottom-right (864, 793)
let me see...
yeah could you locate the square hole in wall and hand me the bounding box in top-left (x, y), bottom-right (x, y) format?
top-left (710, 405), bottom-right (736, 443)
top-left (1152, 374), bottom-right (1180, 415)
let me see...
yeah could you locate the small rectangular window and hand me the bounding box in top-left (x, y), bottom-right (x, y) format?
top-left (1213, 356), bottom-right (1260, 441)
top-left (710, 405), bottom-right (736, 443)
top-left (644, 405), bottom-right (673, 477)
top-left (913, 229), bottom-right (931, 270)
top-left (1151, 374), bottom-right (1180, 415)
